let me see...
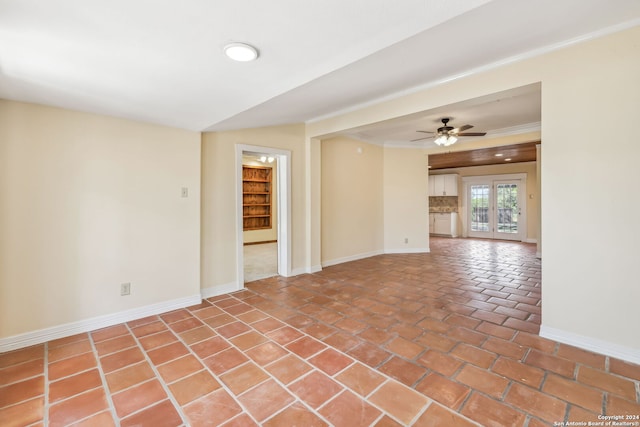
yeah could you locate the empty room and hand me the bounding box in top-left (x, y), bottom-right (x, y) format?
top-left (1, 1), bottom-right (639, 426)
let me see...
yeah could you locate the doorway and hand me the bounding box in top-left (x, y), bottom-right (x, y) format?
top-left (242, 154), bottom-right (278, 282)
top-left (464, 174), bottom-right (527, 241)
top-left (235, 144), bottom-right (291, 289)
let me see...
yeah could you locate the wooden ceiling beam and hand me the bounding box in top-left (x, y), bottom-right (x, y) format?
top-left (428, 141), bottom-right (540, 170)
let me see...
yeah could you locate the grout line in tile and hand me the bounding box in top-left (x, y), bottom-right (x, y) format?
top-left (47, 364), bottom-right (97, 384)
top-left (364, 378), bottom-right (390, 400)
top-left (58, 397), bottom-right (114, 427)
top-left (96, 344), bottom-right (138, 359)
top-left (370, 412), bottom-right (388, 426)
top-left (122, 319), bottom-right (190, 426)
top-left (111, 376), bottom-right (158, 398)
top-left (501, 379), bottom-right (515, 402)
top-left (88, 331), bottom-right (121, 426)
top-left (115, 398), bottom-right (176, 425)
top-left (562, 402), bottom-right (572, 424)
top-left (0, 367), bottom-right (42, 388)
top-left (539, 370), bottom-right (549, 391)
top-left (180, 311), bottom-right (270, 425)
top-left (437, 400), bottom-right (486, 427)
top-left (222, 294), bottom-right (451, 426)
top-left (208, 300), bottom-right (332, 426)
top-left (45, 387), bottom-right (112, 422)
top-left (409, 401), bottom-right (432, 426)
top-left (313, 387), bottom-right (347, 412)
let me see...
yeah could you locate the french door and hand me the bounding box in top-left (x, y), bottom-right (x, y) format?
top-left (468, 178), bottom-right (524, 241)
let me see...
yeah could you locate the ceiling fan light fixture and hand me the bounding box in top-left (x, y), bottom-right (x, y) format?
top-left (434, 135), bottom-right (457, 146)
top-left (224, 42), bottom-right (259, 62)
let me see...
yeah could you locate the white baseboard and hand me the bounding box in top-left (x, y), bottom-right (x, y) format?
top-left (535, 251), bottom-right (542, 259)
top-left (288, 266), bottom-right (316, 276)
top-left (321, 250), bottom-right (384, 268)
top-left (540, 325), bottom-right (640, 365)
top-left (524, 238), bottom-right (538, 244)
top-left (308, 265), bottom-right (322, 274)
top-left (201, 282), bottom-right (239, 299)
top-left (290, 265), bottom-right (322, 276)
top-left (322, 248), bottom-right (432, 268)
top-left (0, 294), bottom-right (201, 353)
top-left (384, 247), bottom-right (430, 254)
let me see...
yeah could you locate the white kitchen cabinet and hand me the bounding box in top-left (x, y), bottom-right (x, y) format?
top-left (429, 174), bottom-right (458, 196)
top-left (443, 174), bottom-right (458, 196)
top-left (430, 212), bottom-right (458, 237)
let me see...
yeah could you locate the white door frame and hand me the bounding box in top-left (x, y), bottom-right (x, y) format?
top-left (461, 173), bottom-right (527, 241)
top-left (235, 144), bottom-right (292, 289)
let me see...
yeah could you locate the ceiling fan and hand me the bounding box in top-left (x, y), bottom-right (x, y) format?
top-left (412, 118), bottom-right (486, 146)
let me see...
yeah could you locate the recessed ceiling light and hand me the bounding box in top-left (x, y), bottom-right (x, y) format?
top-left (504, 158), bottom-right (512, 161)
top-left (223, 42), bottom-right (259, 62)
top-left (494, 153), bottom-right (504, 157)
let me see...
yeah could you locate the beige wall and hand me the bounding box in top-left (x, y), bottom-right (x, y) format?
top-left (540, 27), bottom-right (640, 351)
top-left (321, 137), bottom-right (383, 264)
top-left (383, 147), bottom-right (430, 252)
top-left (309, 26), bottom-right (640, 358)
top-left (0, 100), bottom-right (201, 339)
top-left (430, 161), bottom-right (538, 241)
top-left (201, 124), bottom-right (307, 292)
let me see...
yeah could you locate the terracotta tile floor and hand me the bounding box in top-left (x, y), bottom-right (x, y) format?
top-left (1, 237), bottom-right (639, 426)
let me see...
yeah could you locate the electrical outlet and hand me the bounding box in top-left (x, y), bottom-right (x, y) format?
top-left (120, 282), bottom-right (131, 296)
top-left (404, 237), bottom-right (409, 244)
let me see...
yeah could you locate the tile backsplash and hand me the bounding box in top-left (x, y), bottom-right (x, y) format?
top-left (429, 196), bottom-right (458, 212)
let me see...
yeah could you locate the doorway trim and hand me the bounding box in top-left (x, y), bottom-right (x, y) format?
top-left (461, 173), bottom-right (527, 241)
top-left (235, 144), bottom-right (292, 289)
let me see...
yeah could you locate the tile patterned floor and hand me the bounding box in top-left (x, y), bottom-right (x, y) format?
top-left (1, 237), bottom-right (639, 426)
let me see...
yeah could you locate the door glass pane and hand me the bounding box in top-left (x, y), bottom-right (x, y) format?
top-left (470, 184), bottom-right (489, 232)
top-left (496, 183), bottom-right (518, 234)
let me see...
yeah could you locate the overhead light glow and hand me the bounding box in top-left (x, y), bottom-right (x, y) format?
top-left (494, 153), bottom-right (504, 157)
top-left (224, 42), bottom-right (259, 62)
top-left (434, 135), bottom-right (457, 147)
top-left (504, 158), bottom-right (512, 161)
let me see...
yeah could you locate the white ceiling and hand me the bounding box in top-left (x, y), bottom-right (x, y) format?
top-left (1, 0), bottom-right (639, 138)
top-left (340, 83), bottom-right (542, 147)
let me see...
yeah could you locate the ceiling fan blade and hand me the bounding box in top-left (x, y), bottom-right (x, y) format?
top-left (416, 130), bottom-right (434, 134)
top-left (410, 136), bottom-right (434, 142)
top-left (457, 132), bottom-right (487, 136)
top-left (453, 124), bottom-right (473, 133)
